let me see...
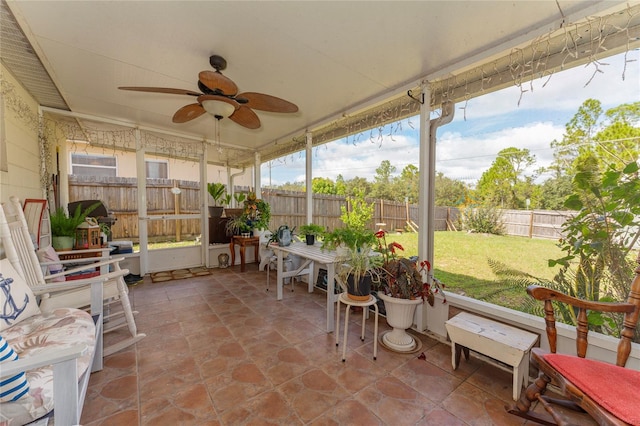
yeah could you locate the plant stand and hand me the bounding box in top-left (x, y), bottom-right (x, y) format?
top-left (378, 293), bottom-right (422, 352)
top-left (335, 293), bottom-right (379, 361)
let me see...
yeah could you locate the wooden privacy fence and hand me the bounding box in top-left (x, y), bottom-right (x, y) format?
top-left (68, 176), bottom-right (568, 241)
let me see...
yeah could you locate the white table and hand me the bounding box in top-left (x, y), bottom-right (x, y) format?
top-left (269, 242), bottom-right (340, 332)
top-left (445, 312), bottom-right (539, 400)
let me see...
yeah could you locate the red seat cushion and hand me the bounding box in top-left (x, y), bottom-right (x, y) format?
top-left (544, 353), bottom-right (640, 425)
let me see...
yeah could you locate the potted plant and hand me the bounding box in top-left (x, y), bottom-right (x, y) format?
top-left (322, 226), bottom-right (377, 256)
top-left (207, 182), bottom-right (228, 218)
top-left (373, 230), bottom-right (446, 352)
top-left (336, 242), bottom-right (382, 301)
top-left (225, 214), bottom-right (252, 237)
top-left (50, 202), bottom-right (100, 250)
top-left (240, 192), bottom-right (271, 236)
top-left (299, 223), bottom-right (324, 245)
top-left (224, 192), bottom-right (246, 218)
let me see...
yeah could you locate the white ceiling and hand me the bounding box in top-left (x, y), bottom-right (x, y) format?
top-left (2, 1), bottom-right (639, 168)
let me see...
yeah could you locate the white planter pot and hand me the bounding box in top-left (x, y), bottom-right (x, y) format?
top-left (378, 292), bottom-right (423, 352)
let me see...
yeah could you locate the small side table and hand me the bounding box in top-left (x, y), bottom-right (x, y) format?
top-left (335, 293), bottom-right (379, 362)
top-left (445, 312), bottom-right (538, 400)
top-left (230, 235), bottom-right (260, 272)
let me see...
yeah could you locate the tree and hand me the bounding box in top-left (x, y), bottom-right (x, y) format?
top-left (276, 181), bottom-right (305, 192)
top-left (335, 174), bottom-right (347, 195)
top-left (311, 177), bottom-right (336, 194)
top-left (538, 175), bottom-right (573, 210)
top-left (369, 160), bottom-right (396, 200)
top-left (392, 164), bottom-right (419, 203)
top-left (550, 99), bottom-right (602, 176)
top-left (475, 147), bottom-right (536, 209)
top-left (549, 99), bottom-right (640, 178)
top-left (343, 176), bottom-right (371, 197)
top-left (434, 172), bottom-right (467, 207)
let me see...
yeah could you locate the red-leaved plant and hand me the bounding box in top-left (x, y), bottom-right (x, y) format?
top-left (374, 230), bottom-right (445, 306)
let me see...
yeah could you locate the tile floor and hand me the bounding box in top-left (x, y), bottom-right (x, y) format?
top-left (80, 264), bottom-right (596, 425)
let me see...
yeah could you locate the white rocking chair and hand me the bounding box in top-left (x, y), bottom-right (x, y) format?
top-left (1, 196), bottom-right (145, 356)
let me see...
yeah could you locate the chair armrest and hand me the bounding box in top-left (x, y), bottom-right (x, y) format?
top-left (44, 258), bottom-right (127, 281)
top-left (1, 344), bottom-right (88, 376)
top-left (527, 285), bottom-right (636, 314)
top-left (31, 275), bottom-right (109, 294)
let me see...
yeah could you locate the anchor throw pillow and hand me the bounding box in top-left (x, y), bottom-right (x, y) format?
top-left (0, 334), bottom-right (29, 402)
top-left (0, 259), bottom-right (41, 332)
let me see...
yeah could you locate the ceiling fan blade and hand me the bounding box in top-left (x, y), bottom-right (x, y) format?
top-left (199, 71), bottom-right (238, 96)
top-left (229, 106), bottom-right (261, 129)
top-left (119, 86), bottom-right (201, 96)
top-left (238, 92), bottom-right (298, 113)
top-left (173, 103), bottom-right (206, 123)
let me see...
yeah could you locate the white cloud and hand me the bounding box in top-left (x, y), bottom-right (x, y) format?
top-left (264, 51), bottom-right (639, 187)
top-left (462, 50), bottom-right (639, 119)
top-left (437, 122), bottom-right (564, 184)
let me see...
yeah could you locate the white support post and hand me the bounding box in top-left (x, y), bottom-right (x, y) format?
top-left (305, 132), bottom-right (313, 224)
top-left (201, 143), bottom-right (209, 267)
top-left (135, 129), bottom-right (148, 275)
top-left (254, 152), bottom-right (261, 198)
top-left (416, 83), bottom-right (431, 332)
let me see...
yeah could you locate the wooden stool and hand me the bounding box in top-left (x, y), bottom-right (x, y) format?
top-left (335, 293), bottom-right (379, 362)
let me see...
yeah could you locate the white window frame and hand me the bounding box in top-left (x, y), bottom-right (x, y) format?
top-left (70, 153), bottom-right (117, 177)
top-left (145, 159), bottom-right (168, 179)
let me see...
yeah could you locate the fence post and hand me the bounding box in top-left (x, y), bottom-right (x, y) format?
top-left (528, 211), bottom-right (534, 238)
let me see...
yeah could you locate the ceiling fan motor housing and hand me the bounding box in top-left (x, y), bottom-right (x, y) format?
top-left (209, 55), bottom-right (227, 71)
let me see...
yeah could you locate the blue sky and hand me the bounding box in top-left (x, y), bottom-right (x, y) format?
top-left (262, 50), bottom-right (640, 188)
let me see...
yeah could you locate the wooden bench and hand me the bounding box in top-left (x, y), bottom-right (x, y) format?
top-left (445, 312), bottom-right (538, 400)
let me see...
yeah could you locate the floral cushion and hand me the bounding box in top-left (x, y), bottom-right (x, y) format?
top-left (0, 336), bottom-right (29, 402)
top-left (0, 259), bottom-right (41, 332)
top-left (0, 308), bottom-right (96, 426)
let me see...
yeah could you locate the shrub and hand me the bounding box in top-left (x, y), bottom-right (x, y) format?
top-left (461, 206), bottom-right (505, 235)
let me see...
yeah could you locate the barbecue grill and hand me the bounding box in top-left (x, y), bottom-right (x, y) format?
top-left (68, 200), bottom-right (117, 240)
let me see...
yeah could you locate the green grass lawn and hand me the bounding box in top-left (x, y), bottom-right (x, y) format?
top-left (133, 230), bottom-right (564, 311)
top-left (382, 231), bottom-right (564, 310)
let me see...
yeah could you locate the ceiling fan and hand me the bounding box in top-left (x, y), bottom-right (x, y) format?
top-left (119, 55), bottom-right (298, 129)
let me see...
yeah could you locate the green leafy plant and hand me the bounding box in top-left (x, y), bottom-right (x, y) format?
top-left (490, 161), bottom-right (640, 342)
top-left (233, 192), bottom-right (247, 206)
top-left (225, 215), bottom-right (251, 235)
top-left (461, 206), bottom-right (505, 235)
top-left (207, 182), bottom-right (228, 206)
top-left (336, 243), bottom-right (382, 291)
top-left (340, 193), bottom-right (374, 232)
top-left (50, 202), bottom-right (100, 237)
top-left (374, 230), bottom-right (445, 305)
top-left (242, 192), bottom-right (270, 230)
top-left (299, 223), bottom-right (324, 237)
top-left (322, 227), bottom-right (376, 251)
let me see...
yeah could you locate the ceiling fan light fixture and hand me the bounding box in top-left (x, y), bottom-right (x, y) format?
top-left (201, 98), bottom-right (236, 118)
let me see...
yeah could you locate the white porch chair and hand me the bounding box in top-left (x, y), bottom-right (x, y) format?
top-left (2, 196), bottom-right (145, 356)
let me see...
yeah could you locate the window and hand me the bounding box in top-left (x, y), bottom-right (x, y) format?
top-left (146, 160), bottom-right (168, 179)
top-left (71, 154), bottom-right (116, 177)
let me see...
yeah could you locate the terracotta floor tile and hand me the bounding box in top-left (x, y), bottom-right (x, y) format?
top-left (392, 357), bottom-right (464, 403)
top-left (278, 369), bottom-right (351, 423)
top-left (206, 361), bottom-right (271, 413)
top-left (356, 375), bottom-right (436, 425)
top-left (82, 269), bottom-right (575, 425)
top-left (219, 390), bottom-right (302, 425)
top-left (442, 381), bottom-right (523, 426)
